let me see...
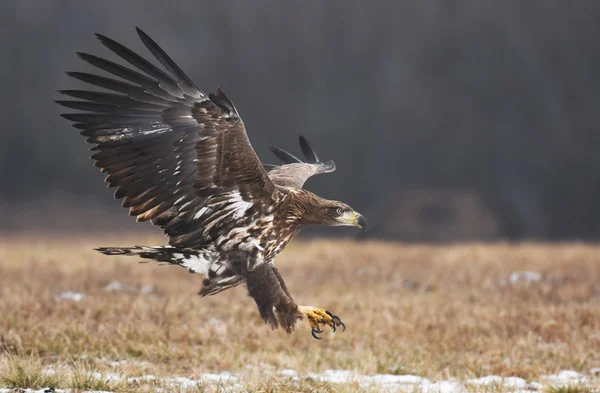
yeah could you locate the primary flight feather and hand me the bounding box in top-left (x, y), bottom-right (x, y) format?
top-left (57, 27), bottom-right (366, 338)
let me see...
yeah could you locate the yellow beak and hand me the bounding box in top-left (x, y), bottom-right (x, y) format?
top-left (352, 212), bottom-right (367, 230)
top-left (338, 211), bottom-right (367, 230)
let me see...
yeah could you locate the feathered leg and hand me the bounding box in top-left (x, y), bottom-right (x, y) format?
top-left (271, 266), bottom-right (294, 300)
top-left (244, 263), bottom-right (301, 333)
top-left (246, 264), bottom-right (345, 339)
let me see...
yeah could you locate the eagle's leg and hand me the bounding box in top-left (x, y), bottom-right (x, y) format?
top-left (296, 306), bottom-right (346, 339)
top-left (244, 263), bottom-right (302, 333)
top-left (273, 266), bottom-right (346, 339)
top-left (271, 265), bottom-right (294, 300)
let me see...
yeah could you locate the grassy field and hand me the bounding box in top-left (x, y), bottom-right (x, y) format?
top-left (0, 236), bottom-right (599, 392)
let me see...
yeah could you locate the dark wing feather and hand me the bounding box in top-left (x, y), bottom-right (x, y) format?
top-left (270, 146), bottom-right (303, 164)
top-left (58, 27), bottom-right (279, 247)
top-left (135, 27), bottom-right (201, 99)
top-left (298, 135), bottom-right (319, 163)
top-left (266, 135), bottom-right (335, 188)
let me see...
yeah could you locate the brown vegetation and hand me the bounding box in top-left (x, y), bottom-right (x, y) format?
top-left (0, 236), bottom-right (599, 391)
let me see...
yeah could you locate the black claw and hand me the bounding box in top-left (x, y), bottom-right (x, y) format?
top-left (325, 310), bottom-right (346, 332)
top-left (332, 323), bottom-right (337, 333)
top-left (311, 327), bottom-right (323, 339)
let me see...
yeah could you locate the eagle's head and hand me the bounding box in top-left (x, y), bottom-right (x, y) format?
top-left (292, 191), bottom-right (366, 230)
top-left (320, 201), bottom-right (367, 230)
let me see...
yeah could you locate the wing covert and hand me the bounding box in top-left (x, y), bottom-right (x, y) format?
top-left (265, 135), bottom-right (336, 189)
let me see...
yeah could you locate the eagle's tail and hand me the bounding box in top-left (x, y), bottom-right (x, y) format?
top-left (95, 246), bottom-right (243, 296)
top-left (95, 245), bottom-right (214, 271)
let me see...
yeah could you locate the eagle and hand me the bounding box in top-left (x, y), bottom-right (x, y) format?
top-left (57, 28), bottom-right (366, 339)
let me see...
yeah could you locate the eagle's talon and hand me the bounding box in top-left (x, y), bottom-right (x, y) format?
top-left (326, 310), bottom-right (345, 331)
top-left (311, 328), bottom-right (323, 339)
top-left (333, 316), bottom-right (345, 329)
top-left (298, 305), bottom-right (345, 339)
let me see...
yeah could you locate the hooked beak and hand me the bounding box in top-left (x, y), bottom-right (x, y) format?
top-left (353, 212), bottom-right (367, 231)
top-left (338, 211), bottom-right (367, 230)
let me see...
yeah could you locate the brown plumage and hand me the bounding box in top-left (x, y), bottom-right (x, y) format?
top-left (57, 27), bottom-right (366, 338)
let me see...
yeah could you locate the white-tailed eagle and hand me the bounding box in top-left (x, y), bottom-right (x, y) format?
top-left (57, 27), bottom-right (366, 339)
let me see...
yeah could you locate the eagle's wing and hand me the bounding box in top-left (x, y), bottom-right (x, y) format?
top-left (57, 27), bottom-right (279, 247)
top-left (264, 135), bottom-right (336, 188)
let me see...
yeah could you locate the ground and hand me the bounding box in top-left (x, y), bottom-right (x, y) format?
top-left (0, 235), bottom-right (599, 392)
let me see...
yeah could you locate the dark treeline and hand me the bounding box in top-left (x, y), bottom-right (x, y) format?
top-left (2, 1), bottom-right (600, 241)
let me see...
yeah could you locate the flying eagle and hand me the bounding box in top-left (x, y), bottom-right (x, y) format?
top-left (57, 28), bottom-right (366, 339)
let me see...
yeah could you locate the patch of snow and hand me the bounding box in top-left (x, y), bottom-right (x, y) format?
top-left (104, 280), bottom-right (154, 294)
top-left (302, 370), bottom-right (462, 392)
top-left (509, 271), bottom-right (542, 284)
top-left (104, 280), bottom-right (123, 291)
top-left (128, 372), bottom-right (236, 387)
top-left (500, 376), bottom-right (529, 388)
top-left (94, 357), bottom-right (152, 368)
top-left (422, 380), bottom-right (464, 393)
top-left (289, 369), bottom-right (596, 392)
top-left (528, 381), bottom-right (544, 390)
top-left (307, 369), bottom-right (354, 384)
top-left (89, 371), bottom-right (122, 381)
top-left (106, 359), bottom-right (127, 367)
top-left (163, 376), bottom-right (201, 388)
top-left (467, 375), bottom-right (503, 386)
top-left (541, 370), bottom-right (588, 386)
top-left (7, 368), bottom-right (597, 393)
top-left (279, 369), bottom-right (298, 378)
top-left (128, 374), bottom-right (157, 383)
top-left (467, 375), bottom-right (527, 388)
top-left (54, 291), bottom-right (85, 302)
top-left (371, 374), bottom-right (428, 385)
top-left (198, 372), bottom-right (237, 383)
top-left (207, 318), bottom-right (227, 329)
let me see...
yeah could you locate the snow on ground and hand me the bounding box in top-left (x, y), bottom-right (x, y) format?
top-left (104, 280), bottom-right (154, 294)
top-left (508, 271), bottom-right (542, 284)
top-left (1, 369), bottom-right (597, 393)
top-left (541, 370), bottom-right (590, 386)
top-left (53, 282), bottom-right (155, 304)
top-left (127, 372), bottom-right (238, 389)
top-left (53, 291), bottom-right (85, 302)
top-left (283, 369), bottom-right (562, 392)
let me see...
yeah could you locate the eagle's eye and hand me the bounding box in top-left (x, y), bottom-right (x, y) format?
top-left (336, 207), bottom-right (344, 215)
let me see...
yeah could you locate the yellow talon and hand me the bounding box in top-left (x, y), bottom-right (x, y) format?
top-left (297, 305), bottom-right (346, 339)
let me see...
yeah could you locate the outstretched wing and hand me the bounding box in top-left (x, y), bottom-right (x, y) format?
top-left (57, 27), bottom-right (279, 247)
top-left (265, 135), bottom-right (335, 188)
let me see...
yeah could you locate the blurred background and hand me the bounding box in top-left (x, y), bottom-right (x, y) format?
top-left (2, 0), bottom-right (600, 242)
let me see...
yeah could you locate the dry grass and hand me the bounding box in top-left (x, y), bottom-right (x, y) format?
top-left (0, 235), bottom-right (599, 391)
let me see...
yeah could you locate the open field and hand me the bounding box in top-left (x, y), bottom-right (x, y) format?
top-left (0, 236), bottom-right (599, 392)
